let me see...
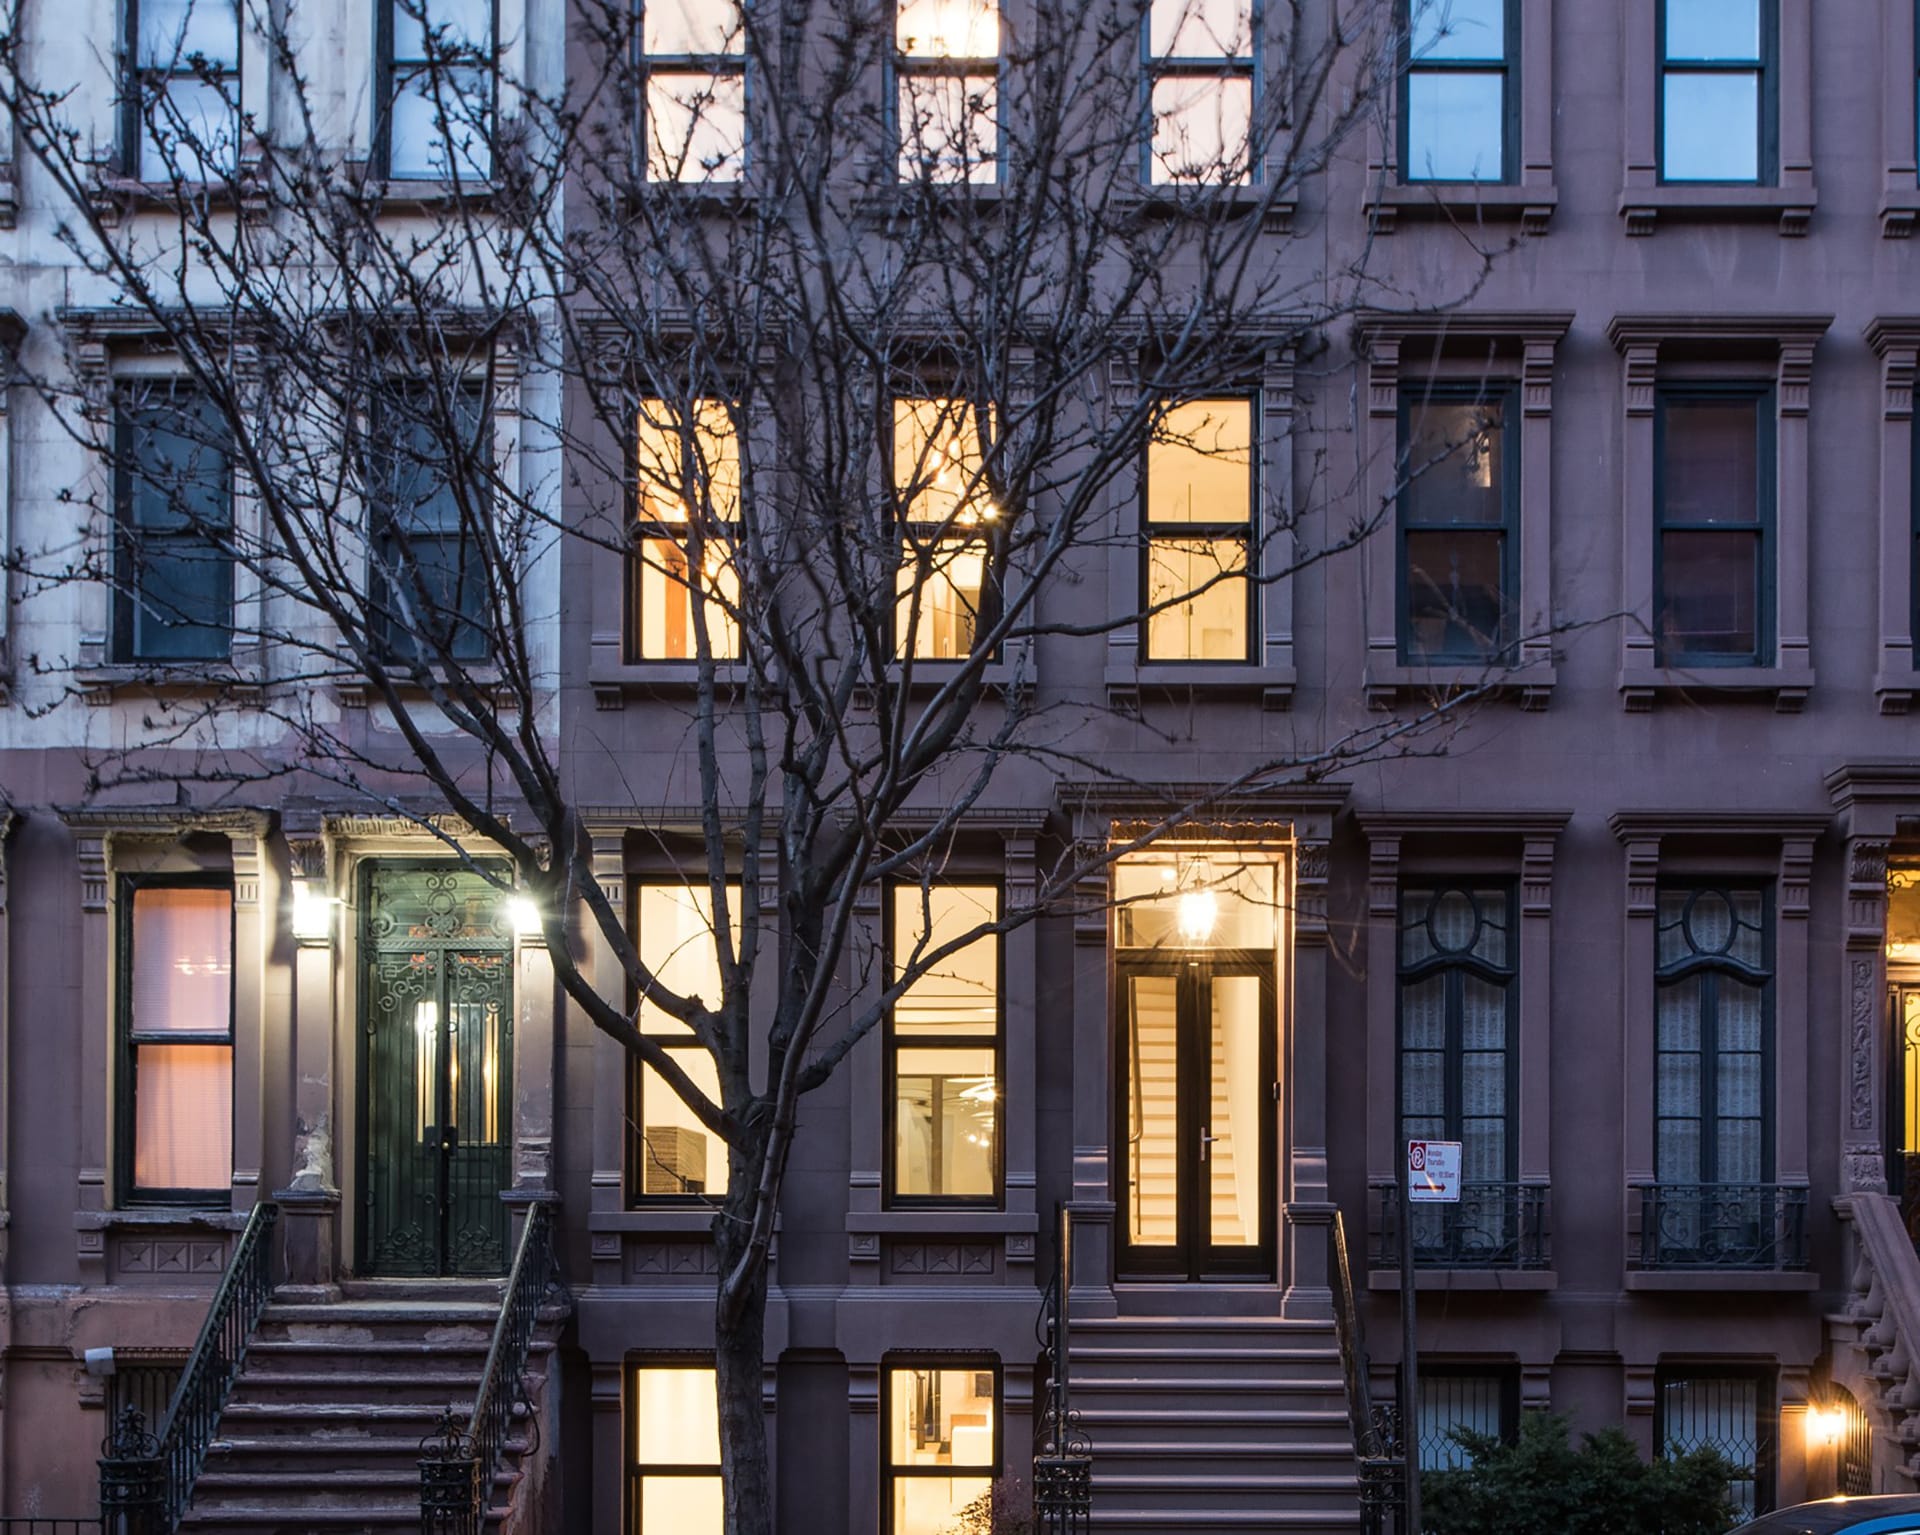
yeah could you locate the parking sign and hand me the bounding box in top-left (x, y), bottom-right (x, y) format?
top-left (1406, 1140), bottom-right (1462, 1203)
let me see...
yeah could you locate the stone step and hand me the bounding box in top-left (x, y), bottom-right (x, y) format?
top-left (204, 1433), bottom-right (530, 1476)
top-left (180, 1508), bottom-right (507, 1534)
top-left (1087, 1444), bottom-right (1360, 1481)
top-left (1092, 1472), bottom-right (1360, 1513)
top-left (1071, 1345), bottom-right (1343, 1383)
top-left (1089, 1512), bottom-right (1364, 1533)
top-left (223, 1370), bottom-right (484, 1405)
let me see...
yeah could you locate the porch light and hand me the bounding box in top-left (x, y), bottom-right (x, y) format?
top-left (290, 879), bottom-right (338, 945)
top-left (1804, 1402), bottom-right (1847, 1448)
top-left (507, 895), bottom-right (544, 938)
top-left (1176, 855), bottom-right (1220, 944)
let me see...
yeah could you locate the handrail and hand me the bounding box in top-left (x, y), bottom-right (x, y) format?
top-left (1331, 1210), bottom-right (1405, 1535)
top-left (1032, 1203), bottom-right (1091, 1531)
top-left (154, 1199), bottom-right (280, 1529)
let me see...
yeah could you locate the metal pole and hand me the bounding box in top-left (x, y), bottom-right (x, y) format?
top-left (1400, 1187), bottom-right (1421, 1535)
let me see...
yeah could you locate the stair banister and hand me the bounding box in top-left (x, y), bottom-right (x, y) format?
top-left (1331, 1209), bottom-right (1405, 1535)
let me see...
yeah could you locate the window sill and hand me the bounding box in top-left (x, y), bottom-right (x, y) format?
top-left (1367, 1268), bottom-right (1557, 1293)
top-left (335, 666), bottom-right (511, 709)
top-left (346, 170), bottom-right (501, 211)
top-left (1622, 1269), bottom-right (1818, 1292)
top-left (620, 180), bottom-right (757, 216)
top-left (588, 656), bottom-right (752, 710)
top-left (74, 660), bottom-right (265, 705)
top-left (1365, 181), bottom-right (1557, 237)
top-left (848, 1210), bottom-right (1036, 1236)
top-left (1618, 663), bottom-right (1813, 713)
top-left (88, 168), bottom-right (265, 225)
top-left (80, 1207), bottom-right (249, 1231)
top-left (1105, 662), bottom-right (1296, 712)
top-left (1876, 667), bottom-right (1920, 714)
top-left (1881, 188), bottom-right (1920, 239)
top-left (1362, 659), bottom-right (1555, 713)
top-left (1618, 184), bottom-right (1817, 237)
top-left (592, 1207), bottom-right (719, 1235)
top-left (1113, 182), bottom-right (1297, 235)
top-left (863, 657), bottom-right (1032, 702)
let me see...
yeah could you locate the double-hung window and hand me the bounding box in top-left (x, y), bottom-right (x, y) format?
top-left (1657, 1366), bottom-right (1774, 1519)
top-left (119, 880), bottom-right (234, 1205)
top-left (893, 398), bottom-right (996, 661)
top-left (1655, 388), bottom-right (1774, 665)
top-left (1398, 385), bottom-right (1516, 663)
top-left (887, 885), bottom-right (1001, 1203)
top-left (1659, 0), bottom-right (1775, 183)
top-left (883, 1359), bottom-right (1000, 1534)
top-left (631, 399), bottom-right (742, 660)
top-left (626, 1359), bottom-right (722, 1533)
top-left (627, 885), bottom-right (733, 1203)
top-left (641, 0), bottom-right (747, 182)
top-left (113, 382), bottom-right (235, 663)
top-left (895, 0), bottom-right (999, 183)
top-left (377, 0), bottom-right (496, 181)
top-left (1145, 0), bottom-right (1255, 185)
top-left (125, 0), bottom-right (241, 182)
top-left (1401, 0), bottom-right (1513, 182)
top-left (1143, 397), bottom-right (1253, 662)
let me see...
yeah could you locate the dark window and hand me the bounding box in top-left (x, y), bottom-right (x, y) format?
top-left (1657, 1365), bottom-right (1775, 1519)
top-left (1418, 1365), bottom-right (1519, 1471)
top-left (1143, 397), bottom-right (1255, 662)
top-left (123, 0), bottom-right (241, 181)
top-left (1401, 0), bottom-right (1515, 183)
top-left (1144, 0), bottom-right (1256, 185)
top-left (883, 1357), bottom-right (1000, 1534)
top-left (376, 0), bottom-right (496, 181)
top-left (641, 0), bottom-right (747, 182)
top-left (1655, 388), bottom-right (1773, 665)
top-left (1658, 0), bottom-right (1776, 183)
top-left (113, 384), bottom-right (234, 662)
top-left (1398, 385), bottom-right (1516, 662)
top-left (896, 0), bottom-right (1000, 184)
top-left (625, 885), bottom-right (731, 1205)
top-left (369, 381), bottom-right (493, 662)
top-left (107, 1349), bottom-right (188, 1433)
top-left (625, 1358), bottom-right (722, 1533)
top-left (118, 878), bottom-right (234, 1206)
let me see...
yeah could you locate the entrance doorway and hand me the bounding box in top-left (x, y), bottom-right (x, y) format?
top-left (359, 865), bottom-right (514, 1277)
top-left (1890, 983), bottom-right (1920, 1245)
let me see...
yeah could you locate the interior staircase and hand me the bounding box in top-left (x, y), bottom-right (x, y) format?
top-left (177, 1280), bottom-right (552, 1534)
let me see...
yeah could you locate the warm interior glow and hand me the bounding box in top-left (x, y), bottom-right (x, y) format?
top-left (896, 0), bottom-right (998, 57)
top-left (290, 878), bottom-right (337, 942)
top-left (1804, 1404), bottom-right (1847, 1448)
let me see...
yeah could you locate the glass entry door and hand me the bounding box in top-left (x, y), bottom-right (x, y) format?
top-left (1890, 984), bottom-right (1920, 1245)
top-left (1119, 958), bottom-right (1275, 1278)
top-left (360, 867), bottom-right (514, 1277)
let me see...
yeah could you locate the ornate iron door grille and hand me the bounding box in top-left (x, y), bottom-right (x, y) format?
top-left (360, 866), bottom-right (514, 1277)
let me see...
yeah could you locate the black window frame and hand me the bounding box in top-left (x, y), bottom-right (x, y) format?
top-left (1653, 383), bottom-right (1776, 668)
top-left (1415, 1362), bottom-right (1520, 1471)
top-left (373, 0), bottom-right (501, 183)
top-left (1140, 0), bottom-right (1262, 186)
top-left (890, 394), bottom-right (1003, 665)
top-left (624, 1353), bottom-right (723, 1535)
top-left (1395, 381), bottom-right (1520, 664)
top-left (883, 881), bottom-right (1006, 1210)
top-left (1655, 1362), bottom-right (1777, 1518)
top-left (1139, 393), bottom-right (1259, 665)
top-left (892, 0), bottom-right (1003, 185)
top-left (1912, 408), bottom-right (1919, 649)
top-left (1656, 0), bottom-right (1778, 186)
top-left (880, 1353), bottom-right (1003, 1535)
top-left (635, 0), bottom-right (750, 183)
top-left (121, 0), bottom-right (242, 182)
top-left (626, 396), bottom-right (744, 664)
top-left (116, 872), bottom-right (237, 1209)
top-left (1397, 0), bottom-right (1520, 185)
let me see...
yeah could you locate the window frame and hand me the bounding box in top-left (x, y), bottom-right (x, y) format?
top-left (890, 394), bottom-right (1002, 664)
top-left (882, 881), bottom-right (1006, 1210)
top-left (115, 872), bottom-right (236, 1208)
top-left (1655, 0), bottom-right (1778, 186)
top-left (623, 1354), bottom-right (723, 1535)
top-left (635, 0), bottom-right (749, 184)
top-left (625, 397), bottom-right (744, 663)
top-left (1140, 0), bottom-right (1263, 186)
top-left (1415, 1362), bottom-right (1520, 1471)
top-left (1397, 0), bottom-right (1520, 185)
top-left (373, 0), bottom-right (501, 183)
top-left (880, 1353), bottom-right (1003, 1535)
top-left (1655, 1362), bottom-right (1777, 1518)
top-left (1652, 383), bottom-right (1776, 668)
top-left (1138, 393), bottom-right (1259, 666)
top-left (122, 0), bottom-right (242, 182)
top-left (892, 0), bottom-right (1003, 185)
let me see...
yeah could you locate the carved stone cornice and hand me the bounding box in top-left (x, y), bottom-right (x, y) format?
top-left (1353, 809), bottom-right (1572, 839)
top-left (1060, 780), bottom-right (1347, 844)
top-left (1608, 810), bottom-right (1832, 842)
top-left (1606, 314), bottom-right (1834, 353)
top-left (1356, 310), bottom-right (1576, 348)
top-left (57, 805), bottom-right (273, 841)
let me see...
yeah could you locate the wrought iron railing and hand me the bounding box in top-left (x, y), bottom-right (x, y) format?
top-left (420, 1200), bottom-right (561, 1535)
top-left (1373, 1181), bottom-right (1550, 1270)
top-left (0, 1521), bottom-right (105, 1534)
top-left (1032, 1203), bottom-right (1091, 1535)
top-left (1632, 1183), bottom-right (1807, 1270)
top-left (1331, 1210), bottom-right (1404, 1535)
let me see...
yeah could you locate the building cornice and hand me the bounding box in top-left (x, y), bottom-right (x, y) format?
top-left (1354, 809), bottom-right (1573, 839)
top-left (1608, 810), bottom-right (1830, 842)
top-left (56, 805), bottom-right (272, 839)
top-left (1606, 313), bottom-right (1833, 352)
top-left (1355, 310), bottom-right (1575, 349)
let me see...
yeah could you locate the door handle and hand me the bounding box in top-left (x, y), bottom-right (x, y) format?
top-left (1200, 1127), bottom-right (1219, 1163)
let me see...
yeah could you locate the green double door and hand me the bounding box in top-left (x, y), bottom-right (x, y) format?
top-left (359, 867), bottom-right (514, 1277)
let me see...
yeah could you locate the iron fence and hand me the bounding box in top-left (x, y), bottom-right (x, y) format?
top-left (1373, 1181), bottom-right (1550, 1270)
top-left (1633, 1183), bottom-right (1807, 1270)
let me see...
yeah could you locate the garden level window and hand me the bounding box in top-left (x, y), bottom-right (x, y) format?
top-left (113, 382), bottom-right (235, 663)
top-left (888, 885), bottom-right (1001, 1203)
top-left (124, 0), bottom-right (241, 182)
top-left (1145, 0), bottom-right (1255, 185)
top-left (626, 1361), bottom-right (722, 1534)
top-left (642, 0), bottom-right (746, 182)
top-left (1655, 388), bottom-right (1774, 665)
top-left (630, 399), bottom-right (742, 660)
top-left (119, 881), bottom-right (234, 1205)
top-left (893, 398), bottom-right (998, 660)
top-left (896, 0), bottom-right (999, 182)
top-left (1417, 1367), bottom-right (1518, 1471)
top-left (1401, 0), bottom-right (1514, 183)
top-left (1398, 386), bottom-right (1516, 662)
top-left (377, 0), bottom-right (496, 181)
top-left (1143, 398), bottom-right (1254, 662)
top-left (884, 1360), bottom-right (1000, 1534)
top-left (1659, 0), bottom-right (1775, 183)
top-left (1657, 1366), bottom-right (1774, 1519)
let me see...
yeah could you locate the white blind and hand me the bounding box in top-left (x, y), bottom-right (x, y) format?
top-left (131, 886), bottom-right (232, 1036)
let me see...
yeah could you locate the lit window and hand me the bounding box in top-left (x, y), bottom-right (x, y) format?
top-left (121, 882), bottom-right (234, 1203)
top-left (889, 886), bottom-right (1000, 1202)
top-left (896, 0), bottom-right (999, 183)
top-left (1144, 398), bottom-right (1253, 662)
top-left (884, 1361), bottom-right (999, 1534)
top-left (628, 885), bottom-right (737, 1202)
top-left (1146, 0), bottom-right (1254, 185)
top-left (379, 0), bottom-right (495, 180)
top-left (627, 1362), bottom-right (723, 1534)
top-left (1402, 0), bottom-right (1511, 182)
top-left (1659, 0), bottom-right (1773, 183)
top-left (125, 0), bottom-right (241, 182)
top-left (643, 0), bottom-right (747, 181)
top-left (1656, 389), bottom-right (1773, 665)
top-left (1398, 386), bottom-right (1515, 662)
top-left (894, 398), bottom-right (997, 660)
top-left (632, 399), bottom-right (742, 660)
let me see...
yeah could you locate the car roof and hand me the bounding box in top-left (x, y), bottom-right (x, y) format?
top-left (1744, 1497), bottom-right (1920, 1534)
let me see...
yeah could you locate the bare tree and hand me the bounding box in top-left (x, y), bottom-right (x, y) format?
top-left (0, 0), bottom-right (1523, 1527)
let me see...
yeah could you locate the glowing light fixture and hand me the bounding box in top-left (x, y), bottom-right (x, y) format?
top-left (290, 879), bottom-right (338, 945)
top-left (1176, 856), bottom-right (1219, 944)
top-left (507, 895), bottom-right (544, 939)
top-left (1804, 1402), bottom-right (1848, 1448)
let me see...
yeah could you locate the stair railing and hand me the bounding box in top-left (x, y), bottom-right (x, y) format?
top-left (1331, 1209), bottom-right (1405, 1535)
top-left (1032, 1202), bottom-right (1092, 1535)
top-left (420, 1200), bottom-right (561, 1535)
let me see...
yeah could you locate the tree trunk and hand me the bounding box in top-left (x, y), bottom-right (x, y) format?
top-left (715, 1194), bottom-right (774, 1535)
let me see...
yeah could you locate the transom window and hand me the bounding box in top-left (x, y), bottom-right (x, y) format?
top-left (626, 1360), bottom-right (722, 1533)
top-left (642, 0), bottom-right (747, 182)
top-left (377, 0), bottom-right (496, 181)
top-left (893, 398), bottom-right (997, 661)
top-left (1659, 0), bottom-right (1775, 183)
top-left (896, 0), bottom-right (999, 183)
top-left (1398, 385), bottom-right (1516, 663)
top-left (883, 1359), bottom-right (1000, 1534)
top-left (1401, 0), bottom-right (1514, 182)
top-left (1143, 398), bottom-right (1254, 662)
top-left (630, 399), bottom-right (742, 661)
top-left (125, 0), bottom-right (241, 182)
top-left (1145, 0), bottom-right (1255, 185)
top-left (1655, 388), bottom-right (1774, 665)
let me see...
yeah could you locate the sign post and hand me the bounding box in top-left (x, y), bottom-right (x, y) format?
top-left (1402, 1139), bottom-right (1461, 1534)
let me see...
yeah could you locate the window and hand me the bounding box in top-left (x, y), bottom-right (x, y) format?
top-left (369, 381), bottom-right (492, 663)
top-left (642, 0), bottom-right (746, 182)
top-left (888, 885), bottom-right (1001, 1203)
top-left (124, 0), bottom-right (241, 182)
top-left (1418, 1366), bottom-right (1517, 1471)
top-left (1659, 0), bottom-right (1775, 183)
top-left (893, 398), bottom-right (997, 660)
top-left (119, 881), bottom-right (234, 1204)
top-left (113, 383), bottom-right (234, 662)
top-left (1655, 389), bottom-right (1773, 665)
top-left (883, 1359), bottom-right (999, 1534)
top-left (626, 1360), bottom-right (722, 1534)
top-left (627, 885), bottom-right (735, 1203)
top-left (1401, 0), bottom-right (1514, 183)
top-left (377, 0), bottom-right (496, 181)
top-left (1398, 386), bottom-right (1516, 662)
top-left (896, 0), bottom-right (999, 183)
top-left (1145, 0), bottom-right (1255, 185)
top-left (1144, 398), bottom-right (1254, 662)
top-left (631, 399), bottom-right (742, 660)
top-left (1657, 1366), bottom-right (1774, 1519)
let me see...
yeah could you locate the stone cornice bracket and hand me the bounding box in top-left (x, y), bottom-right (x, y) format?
top-left (1071, 854), bottom-right (1108, 949)
top-left (1521, 835), bottom-right (1558, 917)
top-left (1003, 830), bottom-right (1038, 914)
top-left (1521, 339), bottom-right (1555, 417)
top-left (1363, 336), bottom-right (1400, 419)
top-left (1364, 833), bottom-right (1400, 921)
top-left (1843, 837), bottom-right (1892, 952)
top-left (1293, 838), bottom-right (1329, 945)
top-left (1778, 835), bottom-right (1815, 920)
top-left (1777, 340), bottom-right (1816, 416)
